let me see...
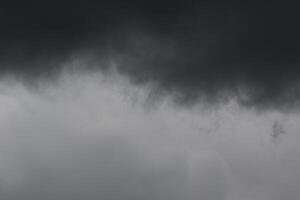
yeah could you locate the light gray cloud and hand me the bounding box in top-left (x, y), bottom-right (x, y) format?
top-left (0, 66), bottom-right (300, 200)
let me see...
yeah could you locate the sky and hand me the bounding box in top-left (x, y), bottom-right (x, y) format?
top-left (1, 1), bottom-right (300, 200)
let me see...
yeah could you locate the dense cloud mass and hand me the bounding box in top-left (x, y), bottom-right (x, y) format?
top-left (1, 2), bottom-right (300, 200)
top-left (1, 1), bottom-right (300, 109)
top-left (0, 70), bottom-right (300, 200)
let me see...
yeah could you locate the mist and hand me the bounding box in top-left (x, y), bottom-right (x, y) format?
top-left (0, 60), bottom-right (299, 200)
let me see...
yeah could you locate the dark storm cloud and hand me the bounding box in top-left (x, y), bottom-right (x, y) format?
top-left (1, 1), bottom-right (300, 109)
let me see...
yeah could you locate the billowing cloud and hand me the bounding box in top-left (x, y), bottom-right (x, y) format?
top-left (0, 67), bottom-right (300, 200)
top-left (1, 2), bottom-right (300, 200)
top-left (1, 1), bottom-right (300, 109)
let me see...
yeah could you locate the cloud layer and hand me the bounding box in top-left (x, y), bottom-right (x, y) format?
top-left (1, 1), bottom-right (300, 109)
top-left (1, 2), bottom-right (300, 199)
top-left (0, 68), bottom-right (300, 200)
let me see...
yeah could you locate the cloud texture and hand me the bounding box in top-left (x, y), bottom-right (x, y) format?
top-left (1, 2), bottom-right (300, 200)
top-left (1, 1), bottom-right (300, 109)
top-left (0, 67), bottom-right (300, 200)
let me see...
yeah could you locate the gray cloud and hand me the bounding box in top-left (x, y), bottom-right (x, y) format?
top-left (1, 2), bottom-right (300, 199)
top-left (1, 1), bottom-right (300, 109)
top-left (0, 70), bottom-right (300, 200)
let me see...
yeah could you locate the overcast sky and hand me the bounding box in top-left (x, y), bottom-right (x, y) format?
top-left (1, 1), bottom-right (300, 200)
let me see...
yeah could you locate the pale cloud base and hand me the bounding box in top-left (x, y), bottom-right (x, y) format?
top-left (0, 63), bottom-right (299, 200)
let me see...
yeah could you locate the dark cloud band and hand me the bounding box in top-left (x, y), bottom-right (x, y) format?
top-left (1, 1), bottom-right (300, 109)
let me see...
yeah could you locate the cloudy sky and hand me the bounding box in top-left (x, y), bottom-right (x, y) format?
top-left (1, 1), bottom-right (300, 200)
